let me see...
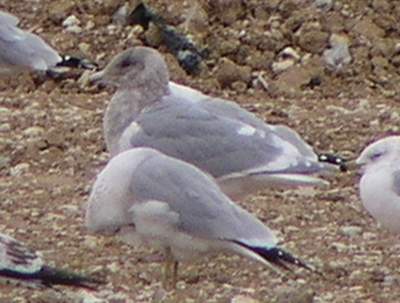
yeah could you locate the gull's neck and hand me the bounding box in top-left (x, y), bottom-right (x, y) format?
top-left (104, 78), bottom-right (169, 156)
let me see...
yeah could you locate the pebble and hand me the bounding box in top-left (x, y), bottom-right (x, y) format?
top-left (10, 163), bottom-right (30, 176)
top-left (272, 59), bottom-right (296, 74)
top-left (340, 226), bottom-right (363, 237)
top-left (0, 107), bottom-right (11, 122)
top-left (315, 0), bottom-right (333, 10)
top-left (0, 123), bottom-right (11, 132)
top-left (62, 15), bottom-right (82, 33)
top-left (0, 156), bottom-right (10, 169)
top-left (23, 126), bottom-right (44, 138)
top-left (231, 295), bottom-right (260, 303)
top-left (323, 34), bottom-right (352, 71)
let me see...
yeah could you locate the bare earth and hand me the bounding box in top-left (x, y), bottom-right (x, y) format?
top-left (0, 1), bottom-right (400, 302)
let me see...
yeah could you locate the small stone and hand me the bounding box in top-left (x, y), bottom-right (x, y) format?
top-left (10, 163), bottom-right (30, 176)
top-left (231, 295), bottom-right (260, 303)
top-left (79, 42), bottom-right (91, 54)
top-left (63, 15), bottom-right (80, 27)
top-left (298, 30), bottom-right (329, 54)
top-left (23, 126), bottom-right (44, 138)
top-left (280, 47), bottom-right (301, 61)
top-left (63, 15), bottom-right (82, 33)
top-left (0, 123), bottom-right (11, 132)
top-left (215, 57), bottom-right (252, 88)
top-left (340, 226), bottom-right (362, 237)
top-left (353, 18), bottom-right (385, 41)
top-left (275, 287), bottom-right (315, 303)
top-left (144, 23), bottom-right (163, 47)
top-left (0, 107), bottom-right (11, 122)
top-left (231, 81), bottom-right (248, 93)
top-left (0, 156), bottom-right (11, 170)
top-left (212, 0), bottom-right (244, 25)
top-left (323, 34), bottom-right (352, 71)
top-left (112, 3), bottom-right (129, 25)
top-left (272, 59), bottom-right (295, 74)
top-left (314, 0), bottom-right (333, 10)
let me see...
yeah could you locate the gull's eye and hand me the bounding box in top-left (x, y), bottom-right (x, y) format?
top-left (370, 151), bottom-right (384, 161)
top-left (120, 59), bottom-right (133, 68)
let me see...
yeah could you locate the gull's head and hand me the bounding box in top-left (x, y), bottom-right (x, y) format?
top-left (356, 136), bottom-right (400, 169)
top-left (89, 47), bottom-right (169, 88)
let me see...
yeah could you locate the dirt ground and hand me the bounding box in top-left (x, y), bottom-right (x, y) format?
top-left (0, 0), bottom-right (400, 302)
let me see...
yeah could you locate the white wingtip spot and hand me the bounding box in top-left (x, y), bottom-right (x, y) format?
top-left (237, 124), bottom-right (256, 136)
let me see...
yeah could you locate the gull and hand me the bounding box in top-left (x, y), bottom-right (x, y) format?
top-left (86, 147), bottom-right (315, 289)
top-left (356, 136), bottom-right (400, 233)
top-left (90, 46), bottom-right (340, 200)
top-left (0, 232), bottom-right (102, 289)
top-left (0, 10), bottom-right (96, 75)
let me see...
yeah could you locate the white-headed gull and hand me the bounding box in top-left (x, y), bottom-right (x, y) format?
top-left (85, 147), bottom-right (314, 289)
top-left (356, 136), bottom-right (400, 233)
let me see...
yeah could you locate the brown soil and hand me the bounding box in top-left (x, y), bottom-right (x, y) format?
top-left (0, 0), bottom-right (399, 302)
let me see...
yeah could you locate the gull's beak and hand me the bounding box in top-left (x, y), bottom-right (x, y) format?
top-left (353, 157), bottom-right (366, 175)
top-left (89, 70), bottom-right (105, 86)
top-left (343, 159), bottom-right (359, 172)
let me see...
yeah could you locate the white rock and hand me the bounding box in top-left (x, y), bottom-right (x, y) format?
top-left (340, 226), bottom-right (362, 237)
top-left (23, 126), bottom-right (44, 137)
top-left (10, 163), bottom-right (30, 176)
top-left (62, 15), bottom-right (81, 27)
top-left (280, 47), bottom-right (300, 61)
top-left (231, 295), bottom-right (260, 303)
top-left (272, 58), bottom-right (295, 74)
top-left (323, 34), bottom-right (352, 71)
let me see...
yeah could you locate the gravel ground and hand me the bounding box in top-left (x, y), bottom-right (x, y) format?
top-left (0, 1), bottom-right (399, 302)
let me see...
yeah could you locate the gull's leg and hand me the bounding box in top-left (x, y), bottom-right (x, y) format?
top-left (162, 247), bottom-right (176, 290)
top-left (172, 261), bottom-right (179, 288)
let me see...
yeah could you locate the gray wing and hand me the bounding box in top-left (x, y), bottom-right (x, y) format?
top-left (124, 101), bottom-right (322, 178)
top-left (0, 233), bottom-right (43, 274)
top-left (130, 153), bottom-right (276, 244)
top-left (392, 169), bottom-right (400, 196)
top-left (0, 20), bottom-right (61, 72)
top-left (0, 11), bottom-right (19, 26)
top-left (202, 98), bottom-right (317, 159)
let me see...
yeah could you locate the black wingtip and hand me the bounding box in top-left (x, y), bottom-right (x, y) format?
top-left (38, 266), bottom-right (104, 290)
top-left (318, 153), bottom-right (348, 172)
top-left (57, 55), bottom-right (98, 70)
top-left (232, 240), bottom-right (317, 273)
top-left (0, 266), bottom-right (104, 290)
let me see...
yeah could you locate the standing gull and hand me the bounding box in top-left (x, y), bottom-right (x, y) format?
top-left (90, 47), bottom-right (339, 200)
top-left (0, 232), bottom-right (102, 288)
top-left (0, 10), bottom-right (95, 75)
top-left (356, 136), bottom-right (400, 233)
top-left (86, 148), bottom-right (314, 288)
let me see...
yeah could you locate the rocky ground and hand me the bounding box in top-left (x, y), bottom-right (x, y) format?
top-left (0, 0), bottom-right (399, 302)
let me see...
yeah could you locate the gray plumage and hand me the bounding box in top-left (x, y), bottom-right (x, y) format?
top-left (86, 148), bottom-right (313, 287)
top-left (0, 10), bottom-right (61, 74)
top-left (356, 136), bottom-right (400, 233)
top-left (392, 169), bottom-right (400, 197)
top-left (91, 47), bottom-right (336, 200)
